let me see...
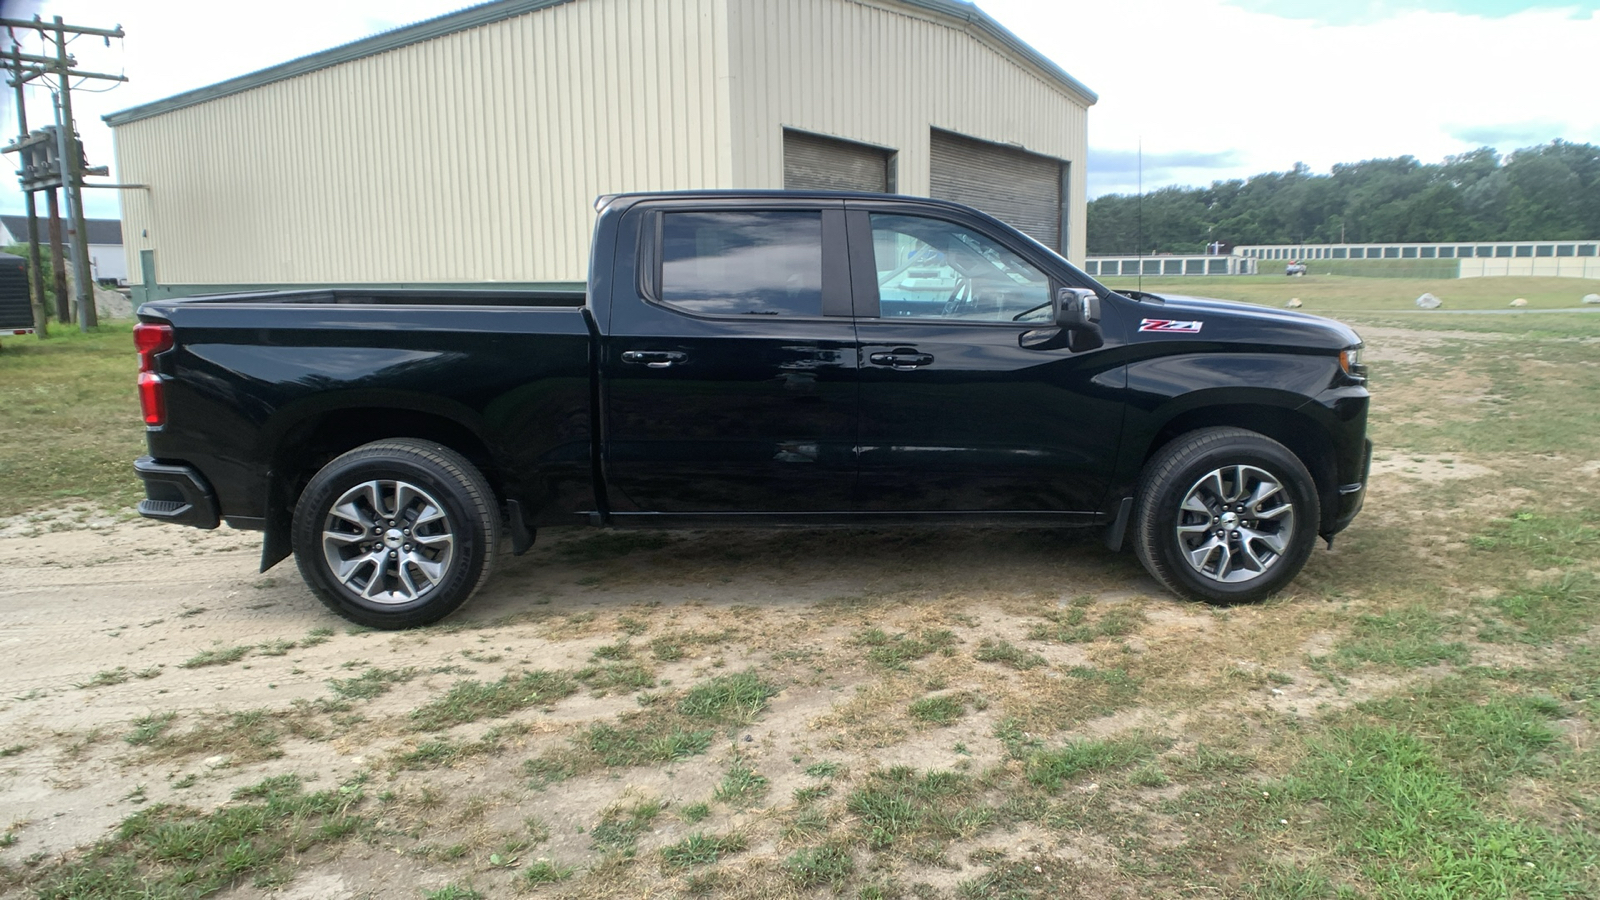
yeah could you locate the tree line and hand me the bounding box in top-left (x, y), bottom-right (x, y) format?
top-left (1086, 140), bottom-right (1600, 255)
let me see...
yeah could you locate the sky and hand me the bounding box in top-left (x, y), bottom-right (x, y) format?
top-left (0, 0), bottom-right (1595, 222)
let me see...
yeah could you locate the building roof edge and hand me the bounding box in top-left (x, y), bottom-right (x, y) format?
top-left (103, 0), bottom-right (1095, 127)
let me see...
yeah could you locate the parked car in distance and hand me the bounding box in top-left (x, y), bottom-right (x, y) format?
top-left (133, 191), bottom-right (1370, 629)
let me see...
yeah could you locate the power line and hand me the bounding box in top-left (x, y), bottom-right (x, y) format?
top-left (0, 15), bottom-right (126, 334)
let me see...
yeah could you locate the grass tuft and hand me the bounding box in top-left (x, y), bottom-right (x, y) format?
top-left (1027, 737), bottom-right (1156, 791)
top-left (31, 774), bottom-right (363, 898)
top-left (178, 645), bottom-right (252, 669)
top-left (660, 831), bottom-right (747, 870)
top-left (973, 639), bottom-right (1046, 670)
top-left (855, 628), bottom-right (958, 670)
top-left (408, 670), bottom-right (577, 730)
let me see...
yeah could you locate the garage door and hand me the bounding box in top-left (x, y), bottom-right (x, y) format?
top-left (929, 129), bottom-right (1063, 251)
top-left (783, 129), bottom-right (892, 193)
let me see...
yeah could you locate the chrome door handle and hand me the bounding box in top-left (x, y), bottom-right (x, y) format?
top-left (621, 350), bottom-right (687, 369)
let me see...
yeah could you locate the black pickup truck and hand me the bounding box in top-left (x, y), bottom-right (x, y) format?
top-left (133, 191), bottom-right (1370, 629)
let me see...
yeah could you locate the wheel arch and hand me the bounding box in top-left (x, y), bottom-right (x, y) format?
top-left (1140, 401), bottom-right (1339, 535)
top-left (259, 400), bottom-right (503, 572)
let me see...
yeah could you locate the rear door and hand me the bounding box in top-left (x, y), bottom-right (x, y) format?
top-left (601, 199), bottom-right (858, 515)
top-left (847, 201), bottom-right (1125, 516)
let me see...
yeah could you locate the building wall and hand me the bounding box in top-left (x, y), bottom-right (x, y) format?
top-left (114, 0), bottom-right (730, 286)
top-left (89, 244), bottom-right (127, 283)
top-left (724, 0), bottom-right (1091, 261)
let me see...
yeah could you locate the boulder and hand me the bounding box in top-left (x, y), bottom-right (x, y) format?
top-left (1415, 293), bottom-right (1442, 309)
top-left (1509, 297), bottom-right (1528, 307)
top-left (1583, 293), bottom-right (1600, 305)
top-left (1283, 297), bottom-right (1302, 308)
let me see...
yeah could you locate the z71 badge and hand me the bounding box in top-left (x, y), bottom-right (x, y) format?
top-left (1138, 318), bottom-right (1204, 334)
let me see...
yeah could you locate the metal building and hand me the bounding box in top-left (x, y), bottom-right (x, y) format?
top-left (106, 0), bottom-right (1094, 300)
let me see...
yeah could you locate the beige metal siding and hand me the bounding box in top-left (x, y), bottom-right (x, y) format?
top-left (114, 0), bottom-right (731, 286)
top-left (725, 0), bottom-right (1090, 261)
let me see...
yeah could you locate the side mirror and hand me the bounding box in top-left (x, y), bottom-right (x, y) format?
top-left (1022, 287), bottom-right (1105, 352)
top-left (1054, 287), bottom-right (1101, 329)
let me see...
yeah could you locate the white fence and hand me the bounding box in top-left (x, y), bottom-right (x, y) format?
top-left (1084, 256), bottom-right (1257, 278)
top-left (1234, 239), bottom-right (1600, 278)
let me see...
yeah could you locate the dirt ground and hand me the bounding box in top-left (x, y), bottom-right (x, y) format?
top-left (0, 476), bottom-right (1413, 898)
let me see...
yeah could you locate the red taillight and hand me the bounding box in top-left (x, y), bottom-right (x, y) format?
top-left (138, 372), bottom-right (166, 425)
top-left (134, 323), bottom-right (173, 427)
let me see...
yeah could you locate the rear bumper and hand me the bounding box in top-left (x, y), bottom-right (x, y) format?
top-left (1326, 438), bottom-right (1371, 536)
top-left (134, 456), bottom-right (220, 529)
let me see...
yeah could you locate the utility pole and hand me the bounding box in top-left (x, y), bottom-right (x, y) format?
top-left (0, 15), bottom-right (125, 333)
top-left (45, 184), bottom-right (66, 320)
top-left (8, 43), bottom-right (45, 337)
top-left (53, 17), bottom-right (94, 329)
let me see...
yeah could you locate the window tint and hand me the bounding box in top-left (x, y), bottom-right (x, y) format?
top-left (870, 214), bottom-right (1050, 322)
top-left (660, 211), bottom-right (822, 316)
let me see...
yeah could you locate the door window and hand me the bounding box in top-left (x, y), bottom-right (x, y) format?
top-left (660, 211), bottom-right (823, 317)
top-left (871, 214), bottom-right (1051, 322)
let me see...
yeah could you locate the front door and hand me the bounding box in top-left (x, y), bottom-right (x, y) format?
top-left (849, 206), bottom-right (1125, 515)
top-left (602, 202), bottom-right (858, 515)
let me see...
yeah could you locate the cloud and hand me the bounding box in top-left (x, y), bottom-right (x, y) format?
top-left (1086, 148), bottom-right (1245, 198)
top-left (980, 0), bottom-right (1600, 197)
top-left (1224, 0), bottom-right (1600, 25)
top-left (1087, 148), bottom-right (1244, 177)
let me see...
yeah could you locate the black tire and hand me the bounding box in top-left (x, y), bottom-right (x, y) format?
top-left (1132, 427), bottom-right (1319, 604)
top-left (291, 440), bottom-right (499, 629)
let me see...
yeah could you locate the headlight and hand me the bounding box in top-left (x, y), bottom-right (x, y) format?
top-left (1339, 346), bottom-right (1366, 380)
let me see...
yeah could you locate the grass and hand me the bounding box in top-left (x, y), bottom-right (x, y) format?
top-left (131, 710), bottom-right (286, 765)
top-left (407, 669), bottom-right (578, 730)
top-left (908, 694), bottom-right (967, 725)
top-left (422, 886), bottom-right (483, 900)
top-left (783, 843), bottom-right (854, 889)
top-left (178, 645), bottom-right (252, 669)
top-left (659, 831), bottom-right (747, 870)
top-left (524, 672), bottom-right (778, 783)
top-left (590, 797), bottom-right (664, 856)
top-left (327, 666), bottom-right (418, 701)
top-left (0, 321), bottom-right (144, 517)
top-left (76, 667), bottom-right (131, 689)
top-left (1026, 736), bottom-right (1157, 791)
top-left (973, 639), bottom-right (1047, 670)
top-left (855, 628), bottom-right (958, 670)
top-left (1030, 598), bottom-right (1145, 643)
top-left (27, 774), bottom-right (364, 899)
top-left (845, 767), bottom-right (991, 854)
top-left (1100, 273), bottom-right (1600, 311)
top-left (713, 760), bottom-right (769, 806)
top-left (1333, 605), bottom-right (1472, 670)
top-left (1273, 725), bottom-right (1594, 898)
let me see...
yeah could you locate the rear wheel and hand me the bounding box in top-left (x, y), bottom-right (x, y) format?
top-left (1132, 427), bottom-right (1319, 604)
top-left (291, 440), bottom-right (498, 629)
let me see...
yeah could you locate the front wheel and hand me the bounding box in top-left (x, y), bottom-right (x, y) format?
top-left (1132, 427), bottom-right (1319, 604)
top-left (291, 440), bottom-right (499, 629)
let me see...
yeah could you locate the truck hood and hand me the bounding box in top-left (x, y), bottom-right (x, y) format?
top-left (1123, 291), bottom-right (1363, 350)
